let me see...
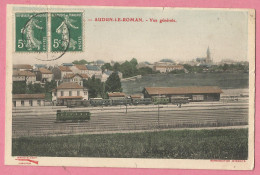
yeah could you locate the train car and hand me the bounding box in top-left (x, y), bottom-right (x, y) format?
top-left (82, 100), bottom-right (91, 107)
top-left (170, 97), bottom-right (190, 104)
top-left (152, 96), bottom-right (170, 105)
top-left (67, 100), bottom-right (90, 108)
top-left (112, 98), bottom-right (131, 106)
top-left (132, 98), bottom-right (152, 105)
top-left (90, 98), bottom-right (112, 106)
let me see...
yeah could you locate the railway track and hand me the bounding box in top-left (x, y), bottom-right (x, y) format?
top-left (11, 101), bottom-right (249, 138)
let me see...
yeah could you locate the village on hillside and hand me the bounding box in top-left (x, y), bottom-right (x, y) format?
top-left (12, 47), bottom-right (249, 107)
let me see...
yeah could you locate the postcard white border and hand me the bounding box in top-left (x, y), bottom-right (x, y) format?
top-left (5, 4), bottom-right (256, 170)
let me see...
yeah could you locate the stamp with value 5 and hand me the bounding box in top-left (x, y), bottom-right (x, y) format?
top-left (51, 12), bottom-right (83, 52)
top-left (15, 13), bottom-right (47, 52)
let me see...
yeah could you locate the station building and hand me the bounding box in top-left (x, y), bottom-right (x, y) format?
top-left (52, 82), bottom-right (88, 106)
top-left (142, 86), bottom-right (222, 101)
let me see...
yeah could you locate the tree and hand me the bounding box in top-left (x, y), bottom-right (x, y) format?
top-left (12, 81), bottom-right (27, 94)
top-left (72, 59), bottom-right (89, 65)
top-left (160, 58), bottom-right (175, 64)
top-left (83, 76), bottom-right (104, 98)
top-left (101, 63), bottom-right (113, 71)
top-left (105, 72), bottom-right (122, 92)
top-left (27, 83), bottom-right (44, 94)
top-left (44, 80), bottom-right (57, 93)
top-left (223, 64), bottom-right (229, 72)
top-left (137, 67), bottom-right (154, 75)
top-left (113, 62), bottom-right (120, 71)
top-left (130, 58), bottom-right (138, 67)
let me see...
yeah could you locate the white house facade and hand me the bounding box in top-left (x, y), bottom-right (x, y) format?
top-left (63, 73), bottom-right (88, 86)
top-left (71, 65), bottom-right (88, 74)
top-left (52, 82), bottom-right (88, 106)
top-left (13, 70), bottom-right (36, 84)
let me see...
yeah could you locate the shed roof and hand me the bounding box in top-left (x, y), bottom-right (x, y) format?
top-left (108, 92), bottom-right (126, 97)
top-left (57, 96), bottom-right (83, 99)
top-left (143, 86), bottom-right (222, 95)
top-left (130, 94), bottom-right (142, 99)
top-left (13, 94), bottom-right (45, 99)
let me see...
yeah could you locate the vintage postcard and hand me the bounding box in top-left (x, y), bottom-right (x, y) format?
top-left (5, 5), bottom-right (255, 170)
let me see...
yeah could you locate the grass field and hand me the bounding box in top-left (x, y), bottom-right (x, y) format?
top-left (12, 128), bottom-right (248, 160)
top-left (122, 72), bottom-right (248, 94)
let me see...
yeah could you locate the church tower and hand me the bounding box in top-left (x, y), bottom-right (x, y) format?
top-left (206, 46), bottom-right (211, 63)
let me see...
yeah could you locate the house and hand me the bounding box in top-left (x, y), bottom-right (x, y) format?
top-left (13, 64), bottom-right (33, 71)
top-left (52, 66), bottom-right (73, 80)
top-left (153, 64), bottom-right (184, 73)
top-left (52, 82), bottom-right (88, 106)
top-left (142, 86), bottom-right (222, 101)
top-left (108, 92), bottom-right (126, 100)
top-left (13, 70), bottom-right (36, 84)
top-left (71, 64), bottom-right (88, 74)
top-left (12, 94), bottom-right (45, 107)
top-left (36, 68), bottom-right (53, 82)
top-left (63, 73), bottom-right (88, 86)
top-left (86, 65), bottom-right (102, 78)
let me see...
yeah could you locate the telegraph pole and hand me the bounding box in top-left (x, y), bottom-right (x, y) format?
top-left (158, 103), bottom-right (160, 129)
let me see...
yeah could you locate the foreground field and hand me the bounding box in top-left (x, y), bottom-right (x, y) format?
top-left (12, 128), bottom-right (248, 159)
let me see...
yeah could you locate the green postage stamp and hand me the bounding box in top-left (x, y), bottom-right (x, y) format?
top-left (15, 13), bottom-right (47, 52)
top-left (15, 12), bottom-right (83, 52)
top-left (51, 12), bottom-right (83, 52)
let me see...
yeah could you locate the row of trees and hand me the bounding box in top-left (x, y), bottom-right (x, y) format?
top-left (12, 80), bottom-right (57, 100)
top-left (13, 80), bottom-right (57, 94)
top-left (101, 58), bottom-right (158, 78)
top-left (183, 64), bottom-right (249, 74)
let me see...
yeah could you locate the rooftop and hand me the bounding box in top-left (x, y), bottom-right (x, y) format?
top-left (108, 92), bottom-right (126, 97)
top-left (39, 68), bottom-right (52, 74)
top-left (58, 66), bottom-right (72, 72)
top-left (62, 63), bottom-right (74, 66)
top-left (13, 94), bottom-right (45, 99)
top-left (75, 64), bottom-right (88, 70)
top-left (130, 94), bottom-right (142, 98)
top-left (13, 64), bottom-right (33, 70)
top-left (13, 70), bottom-right (36, 77)
top-left (56, 82), bottom-right (83, 90)
top-left (34, 64), bottom-right (46, 68)
top-left (86, 65), bottom-right (101, 71)
top-left (143, 86), bottom-right (223, 95)
top-left (63, 73), bottom-right (89, 79)
top-left (57, 96), bottom-right (83, 99)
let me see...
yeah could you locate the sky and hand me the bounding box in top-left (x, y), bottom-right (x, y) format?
top-left (12, 6), bottom-right (249, 65)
